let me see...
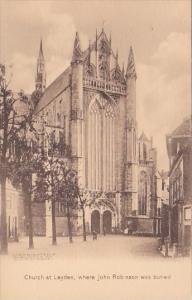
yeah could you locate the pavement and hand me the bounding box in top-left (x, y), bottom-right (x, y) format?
top-left (3, 234), bottom-right (171, 259)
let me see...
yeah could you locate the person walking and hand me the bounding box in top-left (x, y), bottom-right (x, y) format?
top-left (92, 230), bottom-right (97, 240)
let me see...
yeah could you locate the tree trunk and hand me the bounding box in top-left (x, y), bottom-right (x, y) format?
top-left (0, 172), bottom-right (8, 254)
top-left (67, 204), bottom-right (73, 243)
top-left (0, 88), bottom-right (9, 254)
top-left (82, 207), bottom-right (86, 242)
top-left (27, 193), bottom-right (34, 249)
top-left (51, 200), bottom-right (57, 245)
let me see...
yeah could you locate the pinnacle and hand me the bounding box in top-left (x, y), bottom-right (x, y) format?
top-left (122, 63), bottom-right (125, 76)
top-left (126, 46), bottom-right (137, 79)
top-left (72, 32), bottom-right (83, 63)
top-left (116, 49), bottom-right (118, 62)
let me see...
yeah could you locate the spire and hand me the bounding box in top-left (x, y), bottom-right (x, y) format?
top-left (115, 49), bottom-right (120, 71)
top-left (122, 63), bottom-right (125, 77)
top-left (95, 28), bottom-right (98, 51)
top-left (115, 49), bottom-right (121, 73)
top-left (88, 40), bottom-right (91, 65)
top-left (126, 46), bottom-right (137, 79)
top-left (116, 49), bottom-right (118, 63)
top-left (38, 38), bottom-right (44, 60)
top-left (72, 32), bottom-right (83, 64)
top-left (35, 38), bottom-right (46, 93)
top-left (109, 32), bottom-right (112, 47)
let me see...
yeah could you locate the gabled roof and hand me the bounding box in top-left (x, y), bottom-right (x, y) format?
top-left (35, 66), bottom-right (71, 114)
top-left (83, 28), bottom-right (116, 60)
top-left (171, 117), bottom-right (191, 137)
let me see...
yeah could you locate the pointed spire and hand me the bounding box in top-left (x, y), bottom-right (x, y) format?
top-left (109, 32), bottom-right (112, 46)
top-left (36, 38), bottom-right (46, 93)
top-left (126, 46), bottom-right (137, 79)
top-left (95, 28), bottom-right (98, 51)
top-left (40, 39), bottom-right (43, 55)
top-left (116, 49), bottom-right (118, 62)
top-left (72, 32), bottom-right (83, 64)
top-left (122, 63), bottom-right (125, 77)
top-left (38, 38), bottom-right (44, 60)
top-left (88, 40), bottom-right (91, 65)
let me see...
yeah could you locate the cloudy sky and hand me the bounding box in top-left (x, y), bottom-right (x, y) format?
top-left (0, 0), bottom-right (191, 170)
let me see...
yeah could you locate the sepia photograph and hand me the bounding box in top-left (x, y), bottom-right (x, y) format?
top-left (0, 1), bottom-right (191, 299)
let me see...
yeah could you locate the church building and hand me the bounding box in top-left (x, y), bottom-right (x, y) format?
top-left (31, 29), bottom-right (157, 236)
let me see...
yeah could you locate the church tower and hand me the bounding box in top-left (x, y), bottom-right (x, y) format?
top-left (35, 39), bottom-right (46, 93)
top-left (70, 32), bottom-right (85, 186)
top-left (123, 46), bottom-right (138, 218)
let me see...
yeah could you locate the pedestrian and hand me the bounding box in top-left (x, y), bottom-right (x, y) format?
top-left (92, 230), bottom-right (97, 240)
top-left (103, 226), bottom-right (106, 236)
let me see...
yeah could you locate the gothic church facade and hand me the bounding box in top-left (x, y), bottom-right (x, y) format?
top-left (31, 29), bottom-right (157, 236)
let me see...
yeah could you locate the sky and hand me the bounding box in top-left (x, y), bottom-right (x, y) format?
top-left (0, 0), bottom-right (191, 170)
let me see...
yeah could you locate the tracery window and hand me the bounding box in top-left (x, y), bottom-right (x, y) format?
top-left (87, 96), bottom-right (116, 191)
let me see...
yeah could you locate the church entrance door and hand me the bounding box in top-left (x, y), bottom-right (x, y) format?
top-left (91, 210), bottom-right (100, 233)
top-left (103, 210), bottom-right (112, 233)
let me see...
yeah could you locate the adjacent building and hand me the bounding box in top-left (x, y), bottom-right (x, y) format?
top-left (156, 170), bottom-right (169, 238)
top-left (166, 117), bottom-right (192, 255)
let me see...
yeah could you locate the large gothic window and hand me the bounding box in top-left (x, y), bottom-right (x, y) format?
top-left (138, 171), bottom-right (148, 215)
top-left (87, 96), bottom-right (116, 191)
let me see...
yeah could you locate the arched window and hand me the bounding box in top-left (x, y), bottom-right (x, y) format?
top-left (138, 171), bottom-right (148, 215)
top-left (87, 96), bottom-right (116, 191)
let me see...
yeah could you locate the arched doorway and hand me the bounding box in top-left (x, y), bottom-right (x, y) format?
top-left (91, 210), bottom-right (100, 233)
top-left (103, 210), bottom-right (112, 233)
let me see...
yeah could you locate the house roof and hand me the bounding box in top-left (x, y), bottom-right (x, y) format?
top-left (35, 66), bottom-right (71, 114)
top-left (171, 117), bottom-right (191, 137)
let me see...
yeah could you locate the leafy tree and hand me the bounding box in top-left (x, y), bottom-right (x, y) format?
top-left (77, 189), bottom-right (90, 241)
top-left (35, 156), bottom-right (61, 245)
top-left (59, 169), bottom-right (78, 243)
top-left (9, 132), bottom-right (43, 249)
top-left (35, 152), bottom-right (79, 244)
top-left (0, 64), bottom-right (35, 254)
